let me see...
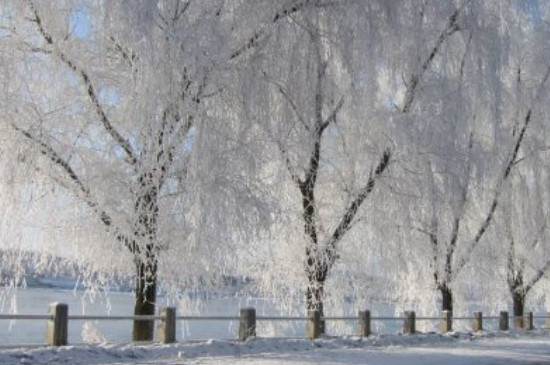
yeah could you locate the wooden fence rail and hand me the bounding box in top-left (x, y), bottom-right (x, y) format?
top-left (0, 303), bottom-right (547, 346)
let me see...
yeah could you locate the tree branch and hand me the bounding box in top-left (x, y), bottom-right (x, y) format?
top-left (278, 144), bottom-right (303, 186)
top-left (230, 0), bottom-right (316, 60)
top-left (326, 149), bottom-right (392, 263)
top-left (278, 85), bottom-right (309, 132)
top-left (443, 133), bottom-right (473, 282)
top-left (322, 95), bottom-right (345, 127)
top-left (413, 223), bottom-right (441, 285)
top-left (454, 65), bottom-right (550, 276)
top-left (109, 36), bottom-right (138, 70)
top-left (524, 260), bottom-right (550, 294)
top-left (401, 5), bottom-right (462, 113)
top-left (262, 72), bottom-right (310, 132)
top-left (12, 123), bottom-right (132, 251)
top-left (27, 0), bottom-right (137, 166)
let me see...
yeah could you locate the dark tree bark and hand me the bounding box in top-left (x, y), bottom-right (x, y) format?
top-left (425, 63), bottom-right (550, 313)
top-left (439, 283), bottom-right (453, 313)
top-left (132, 258), bottom-right (158, 341)
top-left (507, 240), bottom-right (526, 329)
top-left (299, 149), bottom-right (390, 332)
top-left (131, 174), bottom-right (160, 341)
top-left (512, 290), bottom-right (525, 329)
top-left (306, 282), bottom-right (326, 333)
top-left (20, 0), bottom-right (323, 343)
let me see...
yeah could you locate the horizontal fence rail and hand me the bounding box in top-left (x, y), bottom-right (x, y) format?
top-left (0, 314), bottom-right (53, 320)
top-left (69, 315), bottom-right (166, 321)
top-left (257, 316), bottom-right (309, 321)
top-left (176, 316), bottom-right (241, 321)
top-left (0, 303), bottom-right (548, 346)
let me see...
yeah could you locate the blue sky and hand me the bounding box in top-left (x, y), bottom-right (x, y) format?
top-left (69, 4), bottom-right (90, 39)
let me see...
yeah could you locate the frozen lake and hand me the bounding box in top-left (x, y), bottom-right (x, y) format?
top-left (0, 288), bottom-right (401, 345)
top-left (0, 288), bottom-right (267, 345)
top-left (0, 288), bottom-right (547, 346)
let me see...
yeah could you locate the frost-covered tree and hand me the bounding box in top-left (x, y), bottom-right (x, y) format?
top-left (500, 162), bottom-right (550, 327)
top-left (0, 0), bottom-right (318, 340)
top-left (496, 35), bottom-right (550, 326)
top-left (402, 0), bottom-right (550, 314)
top-left (239, 1), bottom-right (474, 324)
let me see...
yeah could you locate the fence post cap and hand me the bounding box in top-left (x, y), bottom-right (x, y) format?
top-left (49, 302), bottom-right (68, 308)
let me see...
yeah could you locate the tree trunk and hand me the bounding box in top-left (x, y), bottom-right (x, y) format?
top-left (306, 280), bottom-right (325, 334)
top-left (131, 175), bottom-right (160, 341)
top-left (440, 284), bottom-right (453, 313)
top-left (132, 258), bottom-right (158, 341)
top-left (508, 262), bottom-right (525, 329)
top-left (512, 291), bottom-right (525, 329)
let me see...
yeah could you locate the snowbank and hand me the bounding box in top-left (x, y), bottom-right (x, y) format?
top-left (0, 330), bottom-right (548, 365)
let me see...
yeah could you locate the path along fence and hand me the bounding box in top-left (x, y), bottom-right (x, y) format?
top-left (0, 303), bottom-right (548, 346)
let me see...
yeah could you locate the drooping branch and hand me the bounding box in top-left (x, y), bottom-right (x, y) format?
top-left (301, 38), bottom-right (331, 191)
top-left (152, 61), bottom-right (208, 192)
top-left (425, 161), bottom-right (442, 286)
top-left (157, 0), bottom-right (193, 29)
top-left (454, 66), bottom-right (550, 276)
top-left (230, 0), bottom-right (316, 60)
top-left (109, 36), bottom-right (138, 71)
top-left (477, 67), bottom-right (550, 239)
top-left (262, 72), bottom-right (310, 132)
top-left (326, 149), bottom-right (392, 263)
top-left (442, 133), bottom-right (473, 283)
top-left (322, 95), bottom-right (345, 126)
top-left (515, 226), bottom-right (550, 294)
top-left (278, 84), bottom-right (309, 132)
top-left (279, 144), bottom-right (303, 186)
top-left (11, 123), bottom-right (132, 251)
top-left (26, 0), bottom-right (137, 166)
top-left (313, 34), bottom-right (327, 128)
top-left (506, 237), bottom-right (517, 289)
top-left (524, 260), bottom-right (550, 294)
top-left (401, 5), bottom-right (462, 113)
top-left (413, 223), bottom-right (440, 285)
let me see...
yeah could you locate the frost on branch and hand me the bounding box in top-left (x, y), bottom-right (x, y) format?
top-left (1, 0), bottom-right (550, 337)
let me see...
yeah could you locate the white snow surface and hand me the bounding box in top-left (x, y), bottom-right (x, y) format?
top-left (2, 330), bottom-right (550, 365)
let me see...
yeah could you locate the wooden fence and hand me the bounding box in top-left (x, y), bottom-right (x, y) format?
top-left (0, 303), bottom-right (547, 346)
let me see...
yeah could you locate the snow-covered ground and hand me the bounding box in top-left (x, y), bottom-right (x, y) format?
top-left (1, 330), bottom-right (550, 365)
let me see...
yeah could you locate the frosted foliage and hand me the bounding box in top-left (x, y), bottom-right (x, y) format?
top-left (490, 118), bottom-right (550, 312)
top-left (236, 0), bottom-right (550, 319)
top-left (81, 321), bottom-right (106, 344)
top-left (1, 0), bottom-right (550, 324)
top-left (0, 0), bottom-right (296, 306)
top-left (391, 2), bottom-right (550, 315)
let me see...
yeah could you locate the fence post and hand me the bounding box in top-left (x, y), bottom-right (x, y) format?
top-left (46, 302), bottom-right (68, 346)
top-left (357, 310), bottom-right (371, 337)
top-left (403, 311), bottom-right (415, 334)
top-left (239, 308), bottom-right (256, 341)
top-left (473, 312), bottom-right (482, 332)
top-left (307, 310), bottom-right (321, 340)
top-left (499, 311), bottom-right (509, 331)
top-left (441, 310), bottom-right (452, 333)
top-left (523, 312), bottom-right (533, 330)
top-left (157, 307), bottom-right (176, 344)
